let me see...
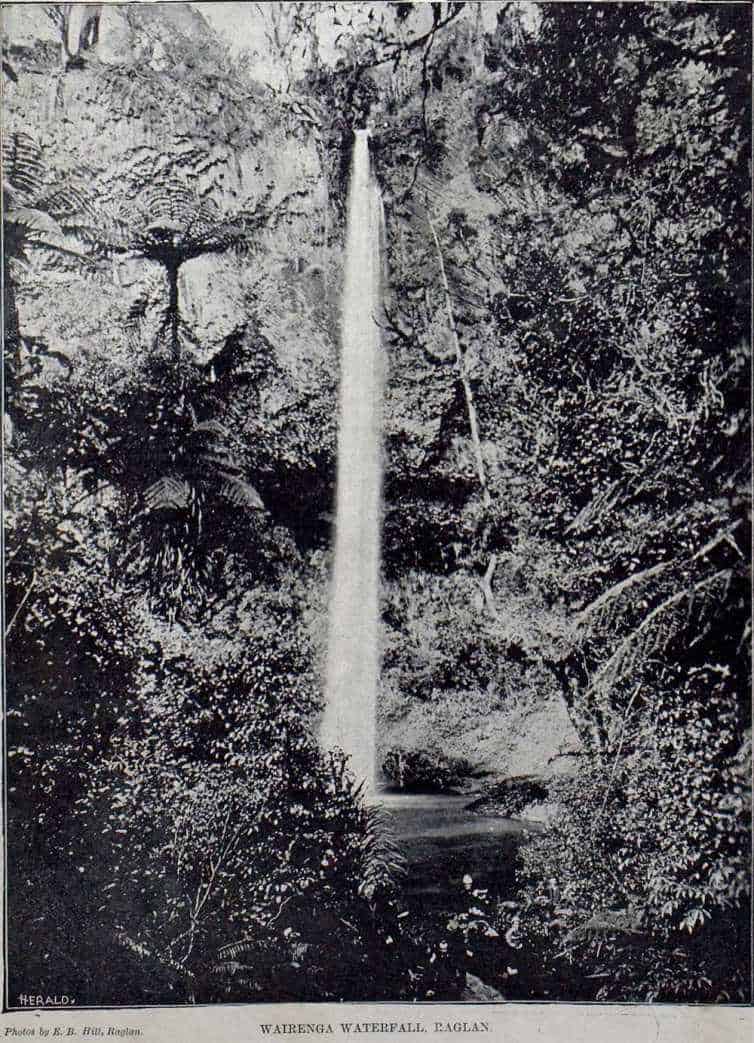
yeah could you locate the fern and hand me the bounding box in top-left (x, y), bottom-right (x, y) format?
top-left (565, 478), bottom-right (627, 537)
top-left (589, 569), bottom-right (735, 700)
top-left (215, 938), bottom-right (257, 963)
top-left (116, 931), bottom-right (195, 981)
top-left (578, 519), bottom-right (744, 637)
top-left (122, 401), bottom-right (266, 617)
top-left (323, 753), bottom-right (407, 897)
top-left (125, 272), bottom-right (168, 328)
top-left (2, 131), bottom-right (115, 281)
top-left (358, 802), bottom-right (407, 899)
top-left (577, 559), bottom-right (675, 634)
top-left (4, 206), bottom-right (63, 243)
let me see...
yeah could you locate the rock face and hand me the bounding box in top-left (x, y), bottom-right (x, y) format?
top-left (179, 255), bottom-right (246, 366)
top-left (3, 2), bottom-right (332, 373)
top-left (0, 3), bottom-right (223, 68)
top-left (379, 689), bottom-right (582, 795)
top-left (1, 5), bottom-right (58, 48)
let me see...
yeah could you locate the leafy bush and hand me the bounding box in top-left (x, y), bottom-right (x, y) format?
top-left (498, 662), bottom-right (751, 1001)
top-left (382, 747), bottom-right (476, 793)
top-left (62, 586), bottom-right (402, 1002)
top-left (4, 464), bottom-right (146, 1002)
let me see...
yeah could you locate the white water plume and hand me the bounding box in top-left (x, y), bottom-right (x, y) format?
top-left (321, 130), bottom-right (385, 797)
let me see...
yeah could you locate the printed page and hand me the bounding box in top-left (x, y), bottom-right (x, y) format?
top-left (2, 3), bottom-right (751, 1040)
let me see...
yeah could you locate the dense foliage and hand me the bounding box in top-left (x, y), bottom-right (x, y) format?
top-left (366, 0), bottom-right (751, 1000)
top-left (3, 1), bottom-right (750, 1004)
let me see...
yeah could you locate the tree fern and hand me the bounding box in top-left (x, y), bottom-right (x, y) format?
top-left (3, 132), bottom-right (112, 390)
top-left (125, 403), bottom-right (265, 615)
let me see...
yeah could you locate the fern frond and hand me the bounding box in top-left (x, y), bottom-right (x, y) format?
top-left (2, 131), bottom-right (46, 203)
top-left (116, 931), bottom-right (195, 980)
top-left (359, 802), bottom-right (407, 897)
top-left (565, 478), bottom-right (626, 537)
top-left (218, 476), bottom-right (265, 510)
top-left (144, 476), bottom-right (192, 511)
top-left (210, 959), bottom-right (253, 977)
top-left (4, 207), bottom-right (64, 242)
top-left (577, 559), bottom-right (674, 632)
top-left (126, 177), bottom-right (244, 258)
top-left (126, 276), bottom-right (167, 326)
top-left (216, 938), bottom-right (257, 961)
top-left (193, 419), bottom-right (230, 440)
top-left (578, 519), bottom-right (744, 639)
top-left (589, 569), bottom-right (734, 698)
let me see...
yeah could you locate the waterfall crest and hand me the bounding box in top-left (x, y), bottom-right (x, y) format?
top-left (321, 130), bottom-right (384, 796)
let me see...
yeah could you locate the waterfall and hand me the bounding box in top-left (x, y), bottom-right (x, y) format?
top-left (321, 130), bottom-right (384, 796)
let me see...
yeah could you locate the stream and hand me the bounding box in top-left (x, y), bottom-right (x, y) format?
top-left (381, 792), bottom-right (540, 907)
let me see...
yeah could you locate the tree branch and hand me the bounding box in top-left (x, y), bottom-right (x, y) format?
top-left (362, 4), bottom-right (466, 72)
top-left (5, 570), bottom-right (36, 638)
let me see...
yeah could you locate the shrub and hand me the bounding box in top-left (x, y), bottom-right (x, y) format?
top-left (65, 585), bottom-right (408, 1003)
top-left (382, 747), bottom-right (476, 793)
top-left (498, 663), bottom-right (751, 1001)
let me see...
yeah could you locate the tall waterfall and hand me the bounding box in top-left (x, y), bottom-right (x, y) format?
top-left (321, 130), bottom-right (384, 796)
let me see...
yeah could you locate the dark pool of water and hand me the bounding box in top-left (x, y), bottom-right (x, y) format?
top-left (377, 792), bottom-right (541, 910)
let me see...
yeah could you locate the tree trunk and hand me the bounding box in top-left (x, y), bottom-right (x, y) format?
top-left (3, 253), bottom-right (21, 413)
top-left (320, 153), bottom-right (329, 302)
top-left (547, 655), bottom-right (609, 755)
top-left (425, 209), bottom-right (490, 508)
top-left (3, 253), bottom-right (19, 359)
top-left (166, 262), bottom-right (180, 359)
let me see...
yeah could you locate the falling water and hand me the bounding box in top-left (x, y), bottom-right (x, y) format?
top-left (321, 130), bottom-right (384, 796)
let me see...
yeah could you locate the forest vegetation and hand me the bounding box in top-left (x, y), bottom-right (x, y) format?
top-left (2, 1), bottom-right (751, 1004)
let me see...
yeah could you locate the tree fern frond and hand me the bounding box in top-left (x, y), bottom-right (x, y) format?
top-left (577, 559), bottom-right (674, 632)
top-left (126, 177), bottom-right (243, 258)
top-left (589, 569), bottom-right (735, 698)
top-left (4, 207), bottom-right (63, 241)
top-left (2, 131), bottom-right (46, 203)
top-left (193, 419), bottom-right (230, 440)
top-left (218, 476), bottom-right (265, 510)
top-left (216, 938), bottom-right (257, 962)
top-left (27, 245), bottom-right (100, 278)
top-left (144, 476), bottom-right (192, 511)
top-left (578, 519), bottom-right (744, 639)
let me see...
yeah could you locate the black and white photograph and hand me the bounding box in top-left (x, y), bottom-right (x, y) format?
top-left (2, 0), bottom-right (752, 1015)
